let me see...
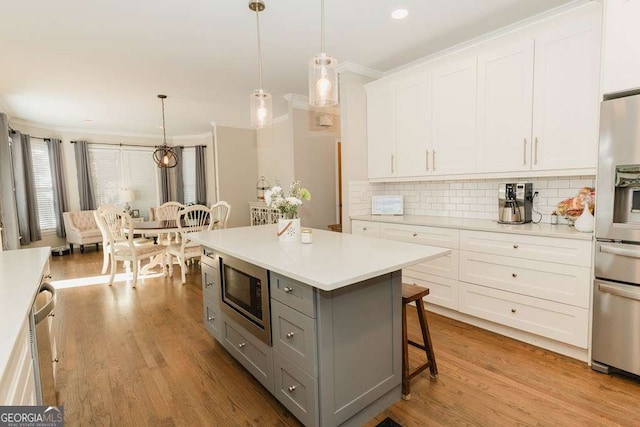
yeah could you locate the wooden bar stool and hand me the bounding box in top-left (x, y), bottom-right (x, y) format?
top-left (402, 283), bottom-right (438, 400)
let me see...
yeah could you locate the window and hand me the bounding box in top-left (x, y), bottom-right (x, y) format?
top-left (30, 140), bottom-right (57, 231)
top-left (88, 145), bottom-right (159, 219)
top-left (182, 147), bottom-right (196, 204)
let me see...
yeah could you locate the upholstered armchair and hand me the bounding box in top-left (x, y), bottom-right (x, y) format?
top-left (62, 210), bottom-right (103, 253)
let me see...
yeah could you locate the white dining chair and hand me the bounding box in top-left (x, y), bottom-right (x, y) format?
top-left (155, 201), bottom-right (186, 244)
top-left (95, 205), bottom-right (166, 288)
top-left (167, 204), bottom-right (214, 284)
top-left (211, 201), bottom-right (231, 228)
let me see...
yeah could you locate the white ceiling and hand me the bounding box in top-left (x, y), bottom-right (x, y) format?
top-left (0, 0), bottom-right (576, 135)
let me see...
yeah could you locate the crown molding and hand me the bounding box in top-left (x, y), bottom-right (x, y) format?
top-left (283, 93), bottom-right (340, 115)
top-left (336, 62), bottom-right (384, 79)
top-left (273, 114), bottom-right (289, 124)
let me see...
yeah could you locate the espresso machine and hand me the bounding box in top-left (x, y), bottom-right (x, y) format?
top-left (498, 182), bottom-right (533, 224)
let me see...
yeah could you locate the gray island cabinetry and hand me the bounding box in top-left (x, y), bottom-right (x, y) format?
top-left (192, 225), bottom-right (449, 426)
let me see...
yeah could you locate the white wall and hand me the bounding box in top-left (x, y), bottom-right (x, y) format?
top-left (256, 116), bottom-right (294, 187)
top-left (338, 71), bottom-right (376, 233)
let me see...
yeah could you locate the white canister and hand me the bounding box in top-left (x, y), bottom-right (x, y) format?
top-left (301, 228), bottom-right (313, 244)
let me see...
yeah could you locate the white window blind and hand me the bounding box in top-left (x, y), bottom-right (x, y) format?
top-left (30, 141), bottom-right (57, 231)
top-left (182, 147), bottom-right (196, 204)
top-left (88, 145), bottom-right (159, 219)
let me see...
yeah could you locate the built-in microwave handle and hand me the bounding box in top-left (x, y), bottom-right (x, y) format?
top-left (600, 244), bottom-right (640, 259)
top-left (598, 282), bottom-right (640, 302)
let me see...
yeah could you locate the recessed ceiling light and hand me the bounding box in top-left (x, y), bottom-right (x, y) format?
top-left (391, 8), bottom-right (408, 20)
top-left (83, 119), bottom-right (92, 123)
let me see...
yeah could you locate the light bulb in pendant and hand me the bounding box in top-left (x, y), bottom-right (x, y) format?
top-left (163, 154), bottom-right (169, 165)
top-left (316, 76), bottom-right (332, 100)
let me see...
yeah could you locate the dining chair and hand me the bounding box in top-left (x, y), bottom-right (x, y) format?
top-left (211, 201), bottom-right (231, 228)
top-left (167, 204), bottom-right (214, 284)
top-left (155, 201), bottom-right (186, 244)
top-left (95, 205), bottom-right (166, 288)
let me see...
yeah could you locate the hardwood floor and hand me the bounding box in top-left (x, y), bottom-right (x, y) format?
top-left (49, 250), bottom-right (640, 426)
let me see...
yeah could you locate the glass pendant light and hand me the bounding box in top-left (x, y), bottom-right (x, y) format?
top-left (309, 0), bottom-right (338, 107)
top-left (153, 95), bottom-right (178, 168)
top-left (249, 0), bottom-right (272, 128)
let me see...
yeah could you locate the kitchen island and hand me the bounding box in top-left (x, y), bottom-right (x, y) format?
top-left (190, 225), bottom-right (449, 427)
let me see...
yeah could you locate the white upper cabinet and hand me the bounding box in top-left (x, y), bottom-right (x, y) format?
top-left (431, 56), bottom-right (478, 175)
top-left (366, 84), bottom-right (396, 179)
top-left (603, 0), bottom-right (640, 94)
top-left (531, 5), bottom-right (602, 171)
top-left (477, 38), bottom-right (534, 173)
top-left (396, 73), bottom-right (431, 177)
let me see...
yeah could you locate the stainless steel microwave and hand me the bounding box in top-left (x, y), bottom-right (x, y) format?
top-left (220, 253), bottom-right (271, 346)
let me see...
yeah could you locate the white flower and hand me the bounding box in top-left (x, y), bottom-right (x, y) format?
top-left (285, 197), bottom-right (302, 206)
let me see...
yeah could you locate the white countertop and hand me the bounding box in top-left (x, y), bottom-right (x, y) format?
top-left (351, 215), bottom-right (593, 241)
top-left (190, 225), bottom-right (450, 291)
top-left (0, 247), bottom-right (50, 379)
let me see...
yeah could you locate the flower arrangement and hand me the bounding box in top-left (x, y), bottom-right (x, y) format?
top-left (264, 180), bottom-right (311, 219)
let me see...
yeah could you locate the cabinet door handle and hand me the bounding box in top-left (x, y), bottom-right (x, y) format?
top-left (425, 150), bottom-right (430, 171)
top-left (288, 385), bottom-right (297, 392)
top-left (513, 244), bottom-right (519, 249)
top-left (286, 332), bottom-right (295, 339)
top-left (206, 281), bottom-right (214, 288)
top-left (283, 286), bottom-right (294, 293)
top-left (534, 137), bottom-right (538, 165)
top-left (238, 342), bottom-right (246, 349)
top-left (512, 273), bottom-right (518, 278)
top-left (523, 138), bottom-right (528, 165)
top-left (412, 233), bottom-right (418, 237)
top-left (391, 154), bottom-right (395, 174)
top-left (511, 308), bottom-right (517, 313)
top-left (208, 316), bottom-right (215, 322)
top-left (432, 150), bottom-right (436, 171)
top-left (362, 227), bottom-right (367, 231)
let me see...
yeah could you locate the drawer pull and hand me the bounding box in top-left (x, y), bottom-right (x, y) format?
top-left (513, 244), bottom-right (519, 249)
top-left (238, 342), bottom-right (246, 349)
top-left (286, 332), bottom-right (295, 339)
top-left (363, 227), bottom-right (367, 231)
top-left (206, 281), bottom-right (214, 288)
top-left (512, 273), bottom-right (518, 278)
top-left (283, 286), bottom-right (294, 293)
top-left (287, 385), bottom-right (297, 392)
top-left (54, 357), bottom-right (59, 363)
top-left (208, 316), bottom-right (215, 322)
top-left (412, 233), bottom-right (418, 237)
top-left (511, 308), bottom-right (517, 313)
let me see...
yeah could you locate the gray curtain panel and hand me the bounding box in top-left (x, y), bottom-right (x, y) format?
top-left (73, 141), bottom-right (96, 210)
top-left (0, 113), bottom-right (21, 250)
top-left (12, 132), bottom-right (41, 244)
top-left (195, 145), bottom-right (206, 205)
top-left (160, 166), bottom-right (170, 204)
top-left (47, 139), bottom-right (68, 237)
top-left (174, 146), bottom-right (184, 204)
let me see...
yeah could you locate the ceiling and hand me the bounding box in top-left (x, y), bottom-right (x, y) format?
top-left (0, 0), bottom-right (577, 136)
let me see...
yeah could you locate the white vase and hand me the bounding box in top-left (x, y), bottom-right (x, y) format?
top-left (277, 218), bottom-right (300, 242)
top-left (574, 203), bottom-right (594, 233)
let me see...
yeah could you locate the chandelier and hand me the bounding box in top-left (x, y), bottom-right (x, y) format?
top-left (153, 94), bottom-right (178, 168)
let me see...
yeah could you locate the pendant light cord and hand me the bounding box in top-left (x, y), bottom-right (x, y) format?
top-left (255, 8), bottom-right (264, 91)
top-left (320, 0), bottom-right (325, 53)
top-left (161, 97), bottom-right (167, 146)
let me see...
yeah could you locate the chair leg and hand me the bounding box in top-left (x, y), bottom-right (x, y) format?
top-left (402, 302), bottom-right (410, 400)
top-left (132, 258), bottom-right (139, 288)
top-left (80, 244), bottom-right (85, 253)
top-left (69, 244), bottom-right (74, 253)
top-left (95, 243), bottom-right (100, 251)
top-left (101, 249), bottom-right (109, 275)
top-left (416, 299), bottom-right (438, 378)
top-left (108, 258), bottom-right (116, 286)
top-left (181, 257), bottom-right (187, 284)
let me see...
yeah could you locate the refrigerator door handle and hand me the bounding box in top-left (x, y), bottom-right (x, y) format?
top-left (599, 282), bottom-right (640, 302)
top-left (600, 244), bottom-right (640, 259)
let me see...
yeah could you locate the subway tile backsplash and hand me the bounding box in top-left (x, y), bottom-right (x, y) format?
top-left (349, 175), bottom-right (595, 224)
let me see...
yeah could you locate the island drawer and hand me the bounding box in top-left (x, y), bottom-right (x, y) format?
top-left (222, 318), bottom-right (274, 393)
top-left (459, 251), bottom-right (590, 308)
top-left (272, 300), bottom-right (317, 377)
top-left (380, 223), bottom-right (459, 249)
top-left (202, 263), bottom-right (220, 303)
top-left (459, 282), bottom-right (589, 348)
top-left (200, 248), bottom-right (220, 269)
top-left (402, 270), bottom-right (459, 311)
top-left (273, 352), bottom-right (319, 427)
top-left (203, 297), bottom-right (221, 340)
top-left (351, 220), bottom-right (381, 238)
top-left (459, 230), bottom-right (592, 267)
top-left (404, 249), bottom-right (459, 280)
top-left (271, 273), bottom-right (316, 318)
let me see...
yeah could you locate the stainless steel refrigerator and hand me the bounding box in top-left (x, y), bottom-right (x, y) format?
top-left (592, 92), bottom-right (640, 377)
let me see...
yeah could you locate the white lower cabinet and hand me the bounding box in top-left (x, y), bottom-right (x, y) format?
top-left (351, 219), bottom-right (593, 353)
top-left (459, 282), bottom-right (589, 348)
top-left (0, 319), bottom-right (36, 405)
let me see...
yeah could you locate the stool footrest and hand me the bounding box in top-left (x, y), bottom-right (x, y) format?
top-left (408, 339), bottom-right (427, 351)
top-left (408, 362), bottom-right (432, 380)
